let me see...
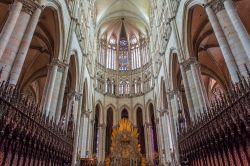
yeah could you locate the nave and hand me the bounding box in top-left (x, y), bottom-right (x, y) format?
top-left (0, 0), bottom-right (249, 165)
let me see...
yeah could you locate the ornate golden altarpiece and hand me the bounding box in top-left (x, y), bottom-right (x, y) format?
top-left (105, 119), bottom-right (146, 166)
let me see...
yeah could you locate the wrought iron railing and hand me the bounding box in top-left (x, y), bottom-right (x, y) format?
top-left (178, 76), bottom-right (250, 165)
top-left (0, 81), bottom-right (74, 165)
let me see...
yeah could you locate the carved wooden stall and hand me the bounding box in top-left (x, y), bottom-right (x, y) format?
top-left (178, 76), bottom-right (250, 165)
top-left (0, 82), bottom-right (73, 165)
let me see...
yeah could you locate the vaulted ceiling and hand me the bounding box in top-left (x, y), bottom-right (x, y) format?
top-left (95, 0), bottom-right (151, 40)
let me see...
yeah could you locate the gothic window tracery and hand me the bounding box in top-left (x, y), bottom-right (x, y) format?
top-left (119, 80), bottom-right (124, 95)
top-left (95, 21), bottom-right (153, 97)
top-left (125, 80), bottom-right (130, 94)
top-left (119, 38), bottom-right (129, 71)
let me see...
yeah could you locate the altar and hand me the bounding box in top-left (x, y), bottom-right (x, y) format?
top-left (106, 119), bottom-right (146, 166)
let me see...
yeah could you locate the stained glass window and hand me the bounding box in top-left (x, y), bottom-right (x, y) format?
top-left (98, 34), bottom-right (148, 72)
top-left (119, 38), bottom-right (129, 71)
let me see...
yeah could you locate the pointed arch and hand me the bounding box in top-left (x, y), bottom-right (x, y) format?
top-left (136, 106), bottom-right (146, 155)
top-left (105, 107), bottom-right (114, 155)
top-left (42, 1), bottom-right (65, 60)
top-left (148, 102), bottom-right (158, 154)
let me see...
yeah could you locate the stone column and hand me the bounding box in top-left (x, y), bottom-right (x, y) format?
top-left (158, 113), bottom-right (167, 164)
top-left (165, 114), bottom-right (173, 151)
top-left (39, 67), bottom-right (51, 110)
top-left (9, 6), bottom-right (42, 85)
top-left (205, 3), bottom-right (239, 82)
top-left (167, 93), bottom-right (179, 163)
top-left (210, 0), bottom-right (250, 77)
top-left (43, 60), bottom-right (58, 117)
top-left (186, 68), bottom-right (200, 114)
top-left (65, 92), bottom-right (77, 125)
top-left (175, 91), bottom-right (188, 127)
top-left (0, 0), bottom-right (39, 81)
top-left (143, 123), bottom-right (149, 161)
top-left (102, 124), bottom-right (107, 163)
top-left (0, 1), bottom-right (23, 59)
top-left (44, 61), bottom-right (65, 120)
top-left (179, 64), bottom-right (195, 120)
top-left (80, 112), bottom-right (90, 157)
top-left (88, 118), bottom-right (95, 156)
top-left (97, 124), bottom-right (105, 164)
top-left (223, 0), bottom-right (250, 60)
top-left (0, 17), bottom-right (30, 80)
top-left (55, 64), bottom-right (69, 124)
top-left (182, 58), bottom-right (208, 114)
top-left (72, 94), bottom-right (82, 165)
top-left (78, 113), bottom-right (84, 156)
top-left (190, 61), bottom-right (206, 111)
top-left (168, 90), bottom-right (178, 125)
top-left (144, 123), bottom-right (154, 164)
top-left (161, 111), bottom-right (171, 164)
top-left (50, 67), bottom-right (63, 118)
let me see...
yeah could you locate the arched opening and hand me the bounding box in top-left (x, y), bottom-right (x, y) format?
top-left (105, 107), bottom-right (113, 155)
top-left (121, 108), bottom-right (129, 119)
top-left (187, 5), bottom-right (229, 101)
top-left (93, 104), bottom-right (100, 155)
top-left (149, 103), bottom-right (158, 156)
top-left (59, 55), bottom-right (77, 124)
top-left (136, 107), bottom-right (145, 155)
top-left (13, 7), bottom-right (62, 107)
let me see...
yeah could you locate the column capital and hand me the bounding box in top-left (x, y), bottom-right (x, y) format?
top-left (206, 0), bottom-right (225, 14)
top-left (19, 0), bottom-right (43, 15)
top-left (68, 90), bottom-right (76, 98)
top-left (180, 57), bottom-right (198, 71)
top-left (98, 123), bottom-right (106, 128)
top-left (83, 109), bottom-right (93, 117)
top-left (48, 58), bottom-right (68, 69)
top-left (159, 108), bottom-right (169, 116)
top-left (144, 122), bottom-right (152, 128)
top-left (159, 110), bottom-right (164, 117)
top-left (167, 89), bottom-right (179, 99)
top-left (75, 93), bottom-right (82, 101)
top-left (68, 91), bottom-right (83, 101)
top-left (50, 58), bottom-right (68, 69)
